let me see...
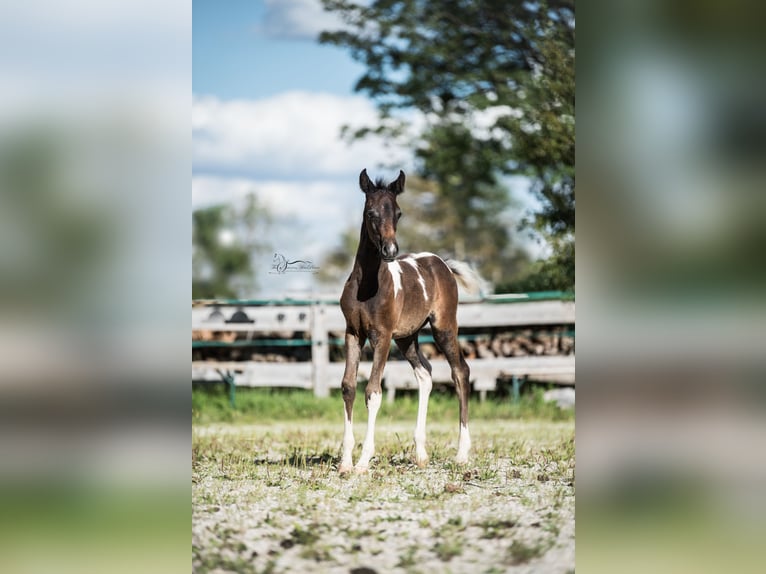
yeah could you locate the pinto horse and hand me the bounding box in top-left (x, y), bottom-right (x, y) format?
top-left (338, 169), bottom-right (482, 474)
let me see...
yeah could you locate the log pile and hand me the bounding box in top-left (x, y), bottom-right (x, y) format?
top-left (422, 328), bottom-right (575, 361)
top-left (192, 330), bottom-right (312, 363)
top-left (193, 326), bottom-right (574, 363)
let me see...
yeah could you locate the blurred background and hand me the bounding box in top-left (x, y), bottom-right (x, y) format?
top-left (577, 0), bottom-right (766, 572)
top-left (0, 1), bottom-right (190, 573)
top-left (2, 0), bottom-right (765, 571)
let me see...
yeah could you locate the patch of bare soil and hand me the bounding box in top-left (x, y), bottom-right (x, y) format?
top-left (192, 421), bottom-right (574, 573)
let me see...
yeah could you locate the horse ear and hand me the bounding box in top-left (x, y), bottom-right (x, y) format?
top-left (359, 169), bottom-right (373, 194)
top-left (388, 170), bottom-right (405, 195)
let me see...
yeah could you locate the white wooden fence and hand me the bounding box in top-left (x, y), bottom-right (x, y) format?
top-left (192, 295), bottom-right (575, 402)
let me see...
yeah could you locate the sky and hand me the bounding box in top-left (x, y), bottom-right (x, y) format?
top-left (192, 0), bottom-right (539, 298)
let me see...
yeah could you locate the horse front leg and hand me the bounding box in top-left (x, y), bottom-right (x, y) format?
top-left (355, 330), bottom-right (390, 474)
top-left (339, 331), bottom-right (364, 475)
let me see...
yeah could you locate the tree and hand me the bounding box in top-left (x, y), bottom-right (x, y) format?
top-left (317, 172), bottom-right (532, 288)
top-left (396, 171), bottom-right (532, 286)
top-left (504, 15), bottom-right (574, 290)
top-left (320, 0), bottom-right (575, 291)
top-left (192, 193), bottom-right (271, 299)
top-left (316, 226), bottom-right (359, 286)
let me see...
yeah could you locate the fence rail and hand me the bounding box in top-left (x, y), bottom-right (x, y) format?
top-left (192, 294), bottom-right (575, 403)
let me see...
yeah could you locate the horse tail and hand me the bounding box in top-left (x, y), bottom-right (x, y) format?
top-left (445, 260), bottom-right (488, 298)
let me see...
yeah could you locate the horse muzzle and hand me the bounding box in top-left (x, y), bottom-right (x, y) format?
top-left (381, 241), bottom-right (399, 261)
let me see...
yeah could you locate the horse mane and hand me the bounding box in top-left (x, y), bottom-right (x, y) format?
top-left (373, 177), bottom-right (386, 189)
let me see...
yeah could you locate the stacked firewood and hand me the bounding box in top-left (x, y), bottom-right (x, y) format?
top-left (425, 328), bottom-right (575, 361)
top-left (193, 326), bottom-right (574, 363)
top-left (192, 330), bottom-right (311, 363)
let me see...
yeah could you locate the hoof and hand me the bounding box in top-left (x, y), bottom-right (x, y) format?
top-left (415, 456), bottom-right (429, 469)
top-left (338, 464), bottom-right (353, 475)
top-left (354, 465), bottom-right (369, 475)
top-left (455, 455), bottom-right (469, 465)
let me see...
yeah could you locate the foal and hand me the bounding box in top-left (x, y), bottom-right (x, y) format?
top-left (339, 169), bottom-right (481, 474)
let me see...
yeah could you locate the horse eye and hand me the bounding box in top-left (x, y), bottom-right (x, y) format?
top-left (396, 212), bottom-right (402, 220)
top-left (366, 210), bottom-right (378, 220)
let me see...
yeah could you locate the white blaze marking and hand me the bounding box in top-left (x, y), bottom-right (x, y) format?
top-left (456, 423), bottom-right (471, 464)
top-left (356, 392), bottom-right (382, 470)
top-left (413, 364), bottom-right (432, 464)
top-left (340, 409), bottom-right (355, 471)
top-left (387, 261), bottom-right (402, 297)
top-left (402, 258), bottom-right (429, 300)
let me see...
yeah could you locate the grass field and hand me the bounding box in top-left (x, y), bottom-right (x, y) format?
top-left (192, 387), bottom-right (575, 573)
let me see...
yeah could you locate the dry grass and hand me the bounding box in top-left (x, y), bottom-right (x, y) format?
top-left (192, 418), bottom-right (574, 573)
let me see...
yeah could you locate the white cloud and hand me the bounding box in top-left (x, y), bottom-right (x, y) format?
top-left (193, 91), bottom-right (416, 179)
top-left (260, 0), bottom-right (345, 40)
top-left (192, 175), bottom-right (363, 254)
top-left (192, 175), bottom-right (360, 223)
top-left (192, 89), bottom-right (423, 297)
top-left (193, 174), bottom-right (363, 298)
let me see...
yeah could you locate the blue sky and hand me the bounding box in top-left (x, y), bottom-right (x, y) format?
top-left (193, 0), bottom-right (365, 100)
top-left (193, 0), bottom-right (539, 298)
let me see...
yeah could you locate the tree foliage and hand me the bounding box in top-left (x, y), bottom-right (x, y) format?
top-left (394, 173), bottom-right (531, 286)
top-left (320, 0), bottom-right (575, 291)
top-left (192, 193), bottom-right (271, 299)
top-left (316, 226), bottom-right (360, 285)
top-left (318, 173), bottom-right (532, 288)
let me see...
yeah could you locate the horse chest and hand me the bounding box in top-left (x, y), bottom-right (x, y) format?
top-left (341, 258), bottom-right (432, 338)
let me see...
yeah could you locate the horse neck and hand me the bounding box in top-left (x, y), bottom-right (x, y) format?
top-left (352, 222), bottom-right (382, 297)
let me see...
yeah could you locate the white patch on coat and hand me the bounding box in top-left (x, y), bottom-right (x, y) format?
top-left (387, 260), bottom-right (402, 297)
top-left (356, 391), bottom-right (382, 471)
top-left (412, 251), bottom-right (437, 259)
top-left (455, 423), bottom-right (471, 464)
top-left (340, 409), bottom-right (355, 471)
top-left (402, 257), bottom-right (429, 300)
top-left (412, 364), bottom-right (433, 464)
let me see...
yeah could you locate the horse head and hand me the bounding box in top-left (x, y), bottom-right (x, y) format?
top-left (359, 168), bottom-right (405, 262)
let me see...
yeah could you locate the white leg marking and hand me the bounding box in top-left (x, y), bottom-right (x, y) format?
top-left (456, 423), bottom-right (471, 464)
top-left (339, 410), bottom-right (355, 473)
top-left (413, 365), bottom-right (432, 466)
top-left (402, 258), bottom-right (429, 300)
top-left (356, 392), bottom-right (382, 472)
top-left (387, 261), bottom-right (402, 297)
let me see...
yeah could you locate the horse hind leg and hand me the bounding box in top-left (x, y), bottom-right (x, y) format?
top-left (431, 321), bottom-right (471, 464)
top-left (395, 335), bottom-right (432, 467)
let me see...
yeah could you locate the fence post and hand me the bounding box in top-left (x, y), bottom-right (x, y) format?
top-left (216, 368), bottom-right (236, 407)
top-left (511, 375), bottom-right (522, 403)
top-left (311, 301), bottom-right (330, 397)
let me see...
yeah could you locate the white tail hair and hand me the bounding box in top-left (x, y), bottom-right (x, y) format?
top-left (445, 260), bottom-right (489, 298)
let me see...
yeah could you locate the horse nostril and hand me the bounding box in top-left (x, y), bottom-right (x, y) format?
top-left (382, 242), bottom-right (398, 260)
